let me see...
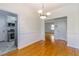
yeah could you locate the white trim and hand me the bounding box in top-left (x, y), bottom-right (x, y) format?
top-left (18, 39), bottom-right (43, 49)
top-left (67, 43), bottom-right (79, 49)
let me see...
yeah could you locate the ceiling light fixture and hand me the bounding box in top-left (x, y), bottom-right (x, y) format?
top-left (38, 10), bottom-right (43, 14)
top-left (38, 3), bottom-right (51, 19)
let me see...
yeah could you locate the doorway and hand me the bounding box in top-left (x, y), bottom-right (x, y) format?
top-left (0, 10), bottom-right (18, 55)
top-left (45, 22), bottom-right (55, 42)
top-left (45, 17), bottom-right (67, 44)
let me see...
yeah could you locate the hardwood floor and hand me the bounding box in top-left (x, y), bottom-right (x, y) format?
top-left (3, 33), bottom-right (79, 56)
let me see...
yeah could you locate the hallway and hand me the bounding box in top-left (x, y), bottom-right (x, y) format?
top-left (4, 33), bottom-right (79, 56)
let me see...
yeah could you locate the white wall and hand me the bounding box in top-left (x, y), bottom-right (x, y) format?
top-left (0, 4), bottom-right (42, 49)
top-left (45, 4), bottom-right (79, 49)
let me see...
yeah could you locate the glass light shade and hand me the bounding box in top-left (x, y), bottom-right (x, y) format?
top-left (51, 24), bottom-right (55, 30)
top-left (40, 15), bottom-right (46, 19)
top-left (38, 10), bottom-right (43, 14)
top-left (46, 12), bottom-right (51, 16)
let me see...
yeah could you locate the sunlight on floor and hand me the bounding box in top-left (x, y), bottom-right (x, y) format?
top-left (50, 34), bottom-right (55, 42)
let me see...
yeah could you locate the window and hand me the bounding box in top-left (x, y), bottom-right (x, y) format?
top-left (51, 24), bottom-right (55, 30)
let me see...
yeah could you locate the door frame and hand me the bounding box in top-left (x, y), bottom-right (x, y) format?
top-left (0, 10), bottom-right (18, 48)
top-left (44, 16), bottom-right (67, 42)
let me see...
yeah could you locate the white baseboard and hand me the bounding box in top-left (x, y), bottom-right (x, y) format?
top-left (67, 43), bottom-right (79, 49)
top-left (18, 39), bottom-right (42, 49)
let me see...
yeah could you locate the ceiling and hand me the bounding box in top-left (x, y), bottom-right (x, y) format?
top-left (0, 3), bottom-right (68, 13)
top-left (26, 3), bottom-right (67, 12)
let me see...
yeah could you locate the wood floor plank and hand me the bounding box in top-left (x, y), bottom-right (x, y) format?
top-left (3, 33), bottom-right (79, 56)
